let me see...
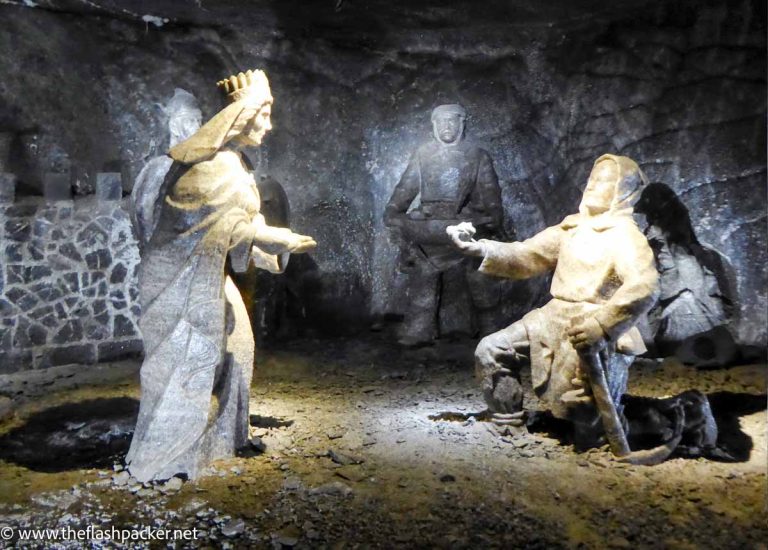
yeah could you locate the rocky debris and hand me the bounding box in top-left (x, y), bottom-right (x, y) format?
top-left (309, 481), bottom-right (354, 497)
top-left (30, 490), bottom-right (80, 510)
top-left (249, 436), bottom-right (267, 453)
top-left (334, 465), bottom-right (370, 482)
top-left (111, 470), bottom-right (130, 486)
top-left (221, 518), bottom-right (245, 537)
top-left (159, 476), bottom-right (183, 493)
top-left (282, 477), bottom-right (302, 491)
top-left (325, 428), bottom-right (345, 440)
top-left (327, 449), bottom-right (364, 466)
top-left (272, 533), bottom-right (299, 547)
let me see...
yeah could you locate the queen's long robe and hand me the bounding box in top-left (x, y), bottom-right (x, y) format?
top-left (126, 147), bottom-right (282, 482)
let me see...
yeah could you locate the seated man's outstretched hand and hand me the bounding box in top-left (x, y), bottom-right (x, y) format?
top-left (446, 222), bottom-right (486, 257)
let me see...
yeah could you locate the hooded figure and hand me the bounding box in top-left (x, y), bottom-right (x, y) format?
top-left (448, 154), bottom-right (658, 440)
top-left (131, 88), bottom-right (203, 247)
top-left (126, 70), bottom-right (315, 482)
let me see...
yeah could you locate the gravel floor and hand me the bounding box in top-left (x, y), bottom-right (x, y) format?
top-left (0, 337), bottom-right (765, 549)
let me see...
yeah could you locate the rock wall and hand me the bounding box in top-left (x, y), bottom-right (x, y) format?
top-left (0, 0), bottom-right (764, 359)
top-left (0, 196), bottom-right (141, 373)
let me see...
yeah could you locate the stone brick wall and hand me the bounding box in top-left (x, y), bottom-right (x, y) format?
top-left (0, 195), bottom-right (141, 373)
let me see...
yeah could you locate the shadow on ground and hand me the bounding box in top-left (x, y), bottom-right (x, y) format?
top-left (0, 397), bottom-right (138, 472)
top-left (430, 392), bottom-right (766, 462)
top-left (249, 414), bottom-right (294, 429)
top-left (708, 391), bottom-right (767, 461)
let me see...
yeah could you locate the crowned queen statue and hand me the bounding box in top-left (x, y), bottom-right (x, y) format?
top-left (126, 70), bottom-right (316, 482)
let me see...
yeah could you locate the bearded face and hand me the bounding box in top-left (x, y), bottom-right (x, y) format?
top-left (432, 113), bottom-right (464, 145)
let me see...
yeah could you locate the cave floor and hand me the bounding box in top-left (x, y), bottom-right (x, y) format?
top-left (0, 338), bottom-right (766, 549)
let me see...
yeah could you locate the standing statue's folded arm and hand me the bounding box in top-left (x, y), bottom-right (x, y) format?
top-left (383, 151), bottom-right (420, 226)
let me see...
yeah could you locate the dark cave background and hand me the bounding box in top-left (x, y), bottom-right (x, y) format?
top-left (0, 0), bottom-right (765, 372)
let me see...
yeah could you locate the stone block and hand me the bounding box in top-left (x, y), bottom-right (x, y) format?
top-left (85, 249), bottom-right (112, 270)
top-left (6, 287), bottom-right (38, 311)
top-left (98, 339), bottom-right (143, 362)
top-left (0, 325), bottom-right (12, 350)
top-left (28, 324), bottom-right (47, 346)
top-left (4, 219), bottom-right (30, 242)
top-left (0, 173), bottom-right (16, 203)
top-left (96, 172), bottom-right (122, 201)
top-left (4, 243), bottom-right (22, 262)
top-left (48, 343), bottom-right (96, 367)
top-left (6, 266), bottom-right (23, 284)
top-left (62, 273), bottom-right (79, 293)
top-left (32, 218), bottom-right (53, 238)
top-left (43, 173), bottom-right (72, 202)
top-left (84, 318), bottom-right (110, 340)
top-left (53, 320), bottom-right (84, 344)
top-left (114, 314), bottom-right (137, 338)
top-left (110, 262), bottom-right (128, 284)
top-left (59, 243), bottom-right (83, 262)
top-left (0, 351), bottom-right (30, 374)
top-left (6, 203), bottom-right (37, 217)
top-left (29, 242), bottom-right (45, 260)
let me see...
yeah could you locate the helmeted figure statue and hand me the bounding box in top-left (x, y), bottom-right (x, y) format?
top-left (384, 104), bottom-right (504, 346)
top-left (126, 70), bottom-right (316, 482)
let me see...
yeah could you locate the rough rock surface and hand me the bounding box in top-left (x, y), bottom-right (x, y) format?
top-left (0, 0), bottom-right (764, 349)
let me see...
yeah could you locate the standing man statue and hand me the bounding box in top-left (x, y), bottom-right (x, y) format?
top-left (384, 104), bottom-right (504, 347)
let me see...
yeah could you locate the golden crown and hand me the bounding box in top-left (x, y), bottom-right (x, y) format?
top-left (216, 69), bottom-right (272, 104)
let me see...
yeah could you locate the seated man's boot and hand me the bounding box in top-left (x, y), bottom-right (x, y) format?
top-left (483, 371), bottom-right (526, 433)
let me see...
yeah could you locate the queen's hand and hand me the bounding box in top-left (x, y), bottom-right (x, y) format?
top-left (253, 224), bottom-right (317, 255)
top-left (283, 233), bottom-right (317, 254)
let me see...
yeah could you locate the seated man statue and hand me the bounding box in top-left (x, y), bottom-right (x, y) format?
top-left (448, 154), bottom-right (658, 446)
top-left (384, 104), bottom-right (504, 346)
